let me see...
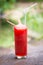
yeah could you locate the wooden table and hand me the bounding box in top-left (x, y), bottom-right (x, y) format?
top-left (0, 39), bottom-right (43, 65)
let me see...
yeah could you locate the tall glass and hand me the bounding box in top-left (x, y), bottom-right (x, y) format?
top-left (14, 23), bottom-right (27, 59)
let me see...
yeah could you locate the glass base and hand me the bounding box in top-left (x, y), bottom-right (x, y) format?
top-left (15, 55), bottom-right (27, 59)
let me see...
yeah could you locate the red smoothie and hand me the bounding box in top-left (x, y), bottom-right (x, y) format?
top-left (14, 24), bottom-right (27, 57)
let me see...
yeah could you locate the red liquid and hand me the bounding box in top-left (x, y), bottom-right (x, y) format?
top-left (14, 24), bottom-right (27, 56)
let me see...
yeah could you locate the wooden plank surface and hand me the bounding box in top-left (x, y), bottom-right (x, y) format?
top-left (0, 39), bottom-right (43, 65)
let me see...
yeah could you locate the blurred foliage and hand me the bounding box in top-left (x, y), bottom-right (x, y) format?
top-left (0, 0), bottom-right (16, 13)
top-left (0, 19), bottom-right (14, 47)
top-left (21, 12), bottom-right (43, 34)
top-left (17, 0), bottom-right (43, 2)
top-left (0, 2), bottom-right (43, 47)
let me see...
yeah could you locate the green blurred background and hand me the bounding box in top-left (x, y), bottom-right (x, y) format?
top-left (0, 0), bottom-right (43, 48)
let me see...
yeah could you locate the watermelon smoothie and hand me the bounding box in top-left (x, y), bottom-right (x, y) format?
top-left (14, 24), bottom-right (27, 59)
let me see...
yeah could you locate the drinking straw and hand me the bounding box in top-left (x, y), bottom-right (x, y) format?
top-left (6, 19), bottom-right (15, 26)
top-left (23, 3), bottom-right (37, 25)
top-left (6, 18), bottom-right (21, 26)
